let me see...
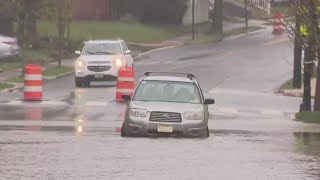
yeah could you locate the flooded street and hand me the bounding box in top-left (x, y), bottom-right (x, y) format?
top-left (1, 120), bottom-right (320, 180)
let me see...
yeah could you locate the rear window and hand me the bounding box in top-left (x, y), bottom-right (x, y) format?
top-left (133, 80), bottom-right (202, 104)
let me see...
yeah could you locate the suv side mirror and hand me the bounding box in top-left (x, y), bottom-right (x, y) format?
top-left (122, 95), bottom-right (131, 101)
top-left (204, 98), bottom-right (215, 105)
top-left (75, 50), bottom-right (81, 55)
top-left (124, 50), bottom-right (131, 55)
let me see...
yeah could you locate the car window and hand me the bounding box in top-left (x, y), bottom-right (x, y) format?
top-left (133, 80), bottom-right (202, 104)
top-left (82, 42), bottom-right (121, 55)
top-left (121, 42), bottom-right (128, 51)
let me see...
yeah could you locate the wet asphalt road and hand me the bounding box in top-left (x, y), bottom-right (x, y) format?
top-left (1, 28), bottom-right (320, 180)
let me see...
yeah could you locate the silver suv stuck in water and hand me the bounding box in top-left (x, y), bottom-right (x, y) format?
top-left (121, 72), bottom-right (215, 138)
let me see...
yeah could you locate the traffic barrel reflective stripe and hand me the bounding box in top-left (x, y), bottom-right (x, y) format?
top-left (24, 64), bottom-right (43, 101)
top-left (272, 12), bottom-right (285, 34)
top-left (116, 67), bottom-right (135, 100)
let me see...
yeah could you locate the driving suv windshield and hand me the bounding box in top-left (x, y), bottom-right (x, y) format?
top-left (133, 80), bottom-right (202, 104)
top-left (82, 42), bottom-right (122, 55)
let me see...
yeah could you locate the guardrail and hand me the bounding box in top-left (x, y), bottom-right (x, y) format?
top-left (249, 0), bottom-right (271, 14)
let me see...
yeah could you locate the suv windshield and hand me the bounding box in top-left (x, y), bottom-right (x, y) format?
top-left (82, 42), bottom-right (121, 55)
top-left (133, 80), bottom-right (202, 104)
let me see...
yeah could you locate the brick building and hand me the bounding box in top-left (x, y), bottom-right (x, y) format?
top-left (72, 0), bottom-right (111, 21)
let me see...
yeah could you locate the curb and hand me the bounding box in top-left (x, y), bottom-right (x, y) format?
top-left (224, 27), bottom-right (268, 40)
top-left (133, 46), bottom-right (176, 62)
top-left (43, 71), bottom-right (74, 81)
top-left (1, 83), bottom-right (23, 93)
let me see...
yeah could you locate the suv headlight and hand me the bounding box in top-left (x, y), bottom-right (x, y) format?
top-left (76, 59), bottom-right (86, 68)
top-left (114, 58), bottom-right (123, 67)
top-left (184, 112), bottom-right (204, 120)
top-left (129, 109), bottom-right (148, 118)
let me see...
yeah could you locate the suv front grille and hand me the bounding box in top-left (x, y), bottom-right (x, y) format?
top-left (150, 112), bottom-right (182, 123)
top-left (87, 66), bottom-right (111, 72)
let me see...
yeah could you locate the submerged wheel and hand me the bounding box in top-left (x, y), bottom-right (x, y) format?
top-left (121, 126), bottom-right (127, 137)
top-left (200, 127), bottom-right (209, 138)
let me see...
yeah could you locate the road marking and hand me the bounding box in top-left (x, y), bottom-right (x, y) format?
top-left (163, 61), bottom-right (175, 64)
top-left (214, 52), bottom-right (234, 59)
top-left (85, 101), bottom-right (109, 106)
top-left (211, 107), bottom-right (297, 117)
top-left (4, 100), bottom-right (23, 105)
top-left (262, 38), bottom-right (288, 46)
top-left (41, 101), bottom-right (68, 106)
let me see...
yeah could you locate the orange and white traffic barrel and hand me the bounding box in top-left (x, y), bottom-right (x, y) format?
top-left (24, 64), bottom-right (42, 101)
top-left (272, 12), bottom-right (285, 34)
top-left (116, 67), bottom-right (135, 100)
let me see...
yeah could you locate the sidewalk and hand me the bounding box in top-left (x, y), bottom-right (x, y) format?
top-left (282, 78), bottom-right (317, 98)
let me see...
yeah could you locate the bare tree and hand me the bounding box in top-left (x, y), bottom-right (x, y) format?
top-left (284, 0), bottom-right (320, 111)
top-left (42, 0), bottom-right (73, 67)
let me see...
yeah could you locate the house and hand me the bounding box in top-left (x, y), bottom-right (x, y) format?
top-left (72, 0), bottom-right (111, 21)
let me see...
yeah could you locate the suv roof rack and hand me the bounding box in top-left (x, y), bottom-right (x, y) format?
top-left (144, 72), bottom-right (195, 80)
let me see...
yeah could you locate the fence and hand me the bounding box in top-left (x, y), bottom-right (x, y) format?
top-left (248, 0), bottom-right (271, 14)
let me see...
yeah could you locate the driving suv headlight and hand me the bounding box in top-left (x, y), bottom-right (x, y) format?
top-left (76, 59), bottom-right (86, 68)
top-left (114, 58), bottom-right (123, 67)
top-left (129, 109), bottom-right (148, 118)
top-left (184, 112), bottom-right (204, 120)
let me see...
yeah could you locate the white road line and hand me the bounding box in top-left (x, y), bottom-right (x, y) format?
top-left (262, 38), bottom-right (288, 46)
top-left (4, 100), bottom-right (23, 105)
top-left (163, 61), bottom-right (175, 64)
top-left (213, 107), bottom-right (239, 114)
top-left (85, 101), bottom-right (109, 107)
top-left (41, 101), bottom-right (68, 106)
top-left (261, 110), bottom-right (284, 116)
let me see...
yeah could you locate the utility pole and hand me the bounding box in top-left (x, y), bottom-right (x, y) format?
top-left (245, 0), bottom-right (248, 28)
top-left (192, 0), bottom-right (195, 40)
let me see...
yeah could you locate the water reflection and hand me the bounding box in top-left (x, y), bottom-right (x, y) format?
top-left (294, 132), bottom-right (320, 158)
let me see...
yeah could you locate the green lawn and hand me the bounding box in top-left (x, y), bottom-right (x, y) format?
top-left (296, 111), bottom-right (320, 124)
top-left (43, 66), bottom-right (73, 77)
top-left (0, 83), bottom-right (14, 91)
top-left (38, 20), bottom-right (216, 44)
top-left (38, 21), bottom-right (177, 43)
top-left (6, 76), bottom-right (24, 83)
top-left (0, 62), bottom-right (21, 73)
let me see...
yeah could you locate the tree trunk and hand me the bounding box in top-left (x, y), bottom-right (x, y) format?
top-left (210, 0), bottom-right (223, 35)
top-left (301, 45), bottom-right (313, 112)
top-left (293, 12), bottom-right (302, 88)
top-left (314, 51), bottom-right (320, 110)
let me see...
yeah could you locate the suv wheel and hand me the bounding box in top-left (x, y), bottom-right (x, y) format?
top-left (75, 77), bottom-right (83, 87)
top-left (83, 79), bottom-right (90, 87)
top-left (121, 126), bottom-right (127, 137)
top-left (200, 127), bottom-right (209, 138)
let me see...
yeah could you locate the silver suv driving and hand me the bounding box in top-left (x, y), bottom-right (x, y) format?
top-left (74, 38), bottom-right (133, 87)
top-left (121, 72), bottom-right (215, 138)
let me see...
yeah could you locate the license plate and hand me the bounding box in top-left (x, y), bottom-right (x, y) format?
top-left (95, 73), bottom-right (104, 78)
top-left (157, 125), bottom-right (173, 133)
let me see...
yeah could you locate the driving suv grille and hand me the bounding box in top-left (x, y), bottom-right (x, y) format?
top-left (150, 112), bottom-right (182, 123)
top-left (87, 66), bottom-right (111, 72)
